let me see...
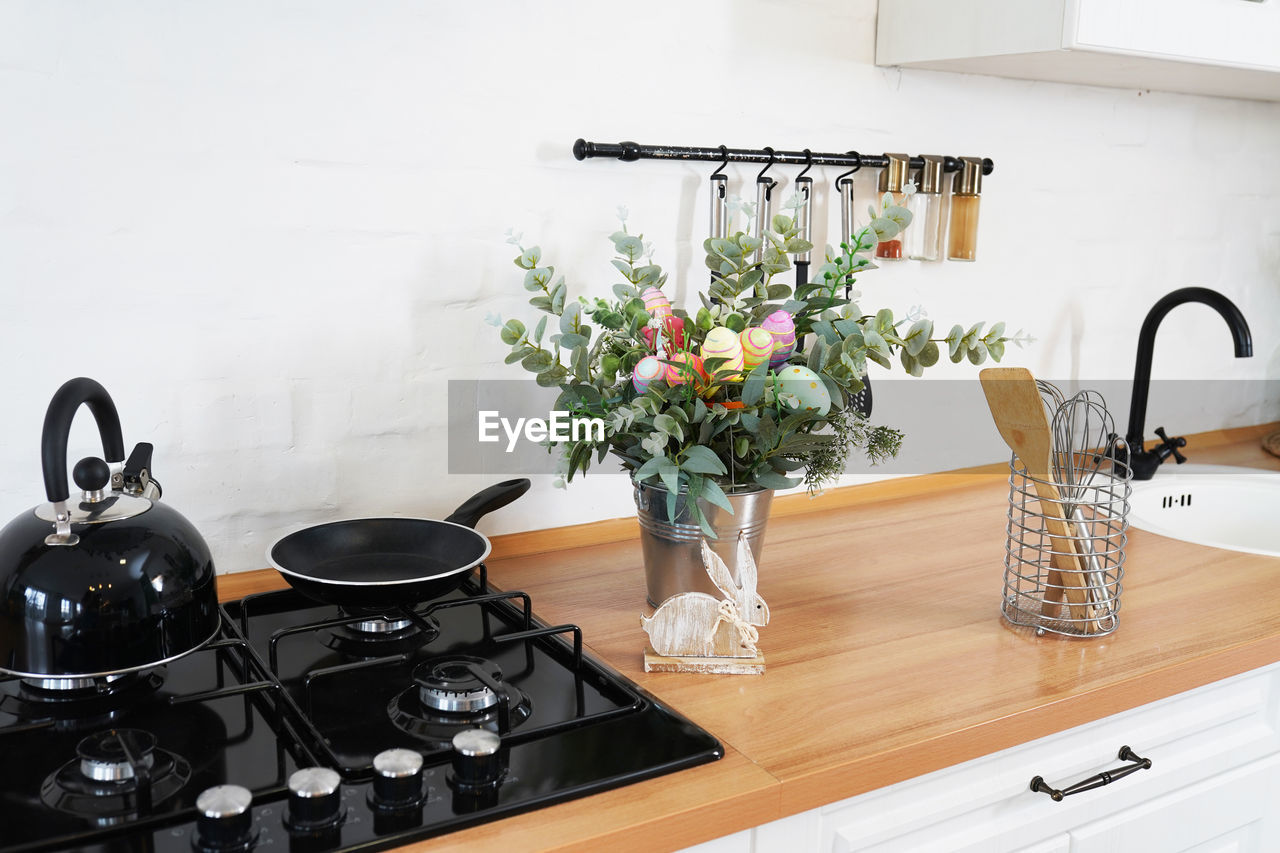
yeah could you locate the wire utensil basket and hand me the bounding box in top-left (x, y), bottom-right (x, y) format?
top-left (1001, 384), bottom-right (1133, 637)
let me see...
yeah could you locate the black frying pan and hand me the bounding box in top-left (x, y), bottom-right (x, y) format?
top-left (268, 479), bottom-right (531, 611)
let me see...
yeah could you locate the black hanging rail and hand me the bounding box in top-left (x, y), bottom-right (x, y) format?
top-left (573, 139), bottom-right (994, 176)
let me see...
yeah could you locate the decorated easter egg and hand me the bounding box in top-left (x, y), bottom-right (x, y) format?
top-left (739, 327), bottom-right (775, 370)
top-left (641, 286), bottom-right (673, 321)
top-left (664, 352), bottom-right (706, 386)
top-left (632, 355), bottom-right (664, 394)
top-left (762, 310), bottom-right (797, 368)
top-left (700, 327), bottom-right (745, 379)
top-left (774, 365), bottom-right (831, 416)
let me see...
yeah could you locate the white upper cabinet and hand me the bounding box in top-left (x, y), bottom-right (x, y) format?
top-left (876, 0), bottom-right (1280, 101)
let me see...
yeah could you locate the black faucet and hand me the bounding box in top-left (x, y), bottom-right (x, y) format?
top-left (1124, 287), bottom-right (1252, 480)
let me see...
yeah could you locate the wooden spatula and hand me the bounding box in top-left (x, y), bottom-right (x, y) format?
top-left (980, 367), bottom-right (1098, 632)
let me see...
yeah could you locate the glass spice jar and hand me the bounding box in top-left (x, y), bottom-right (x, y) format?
top-left (904, 155), bottom-right (945, 262)
top-left (875, 153), bottom-right (911, 262)
top-left (947, 157), bottom-right (984, 262)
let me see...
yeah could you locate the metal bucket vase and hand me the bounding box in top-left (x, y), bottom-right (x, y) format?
top-left (633, 481), bottom-right (774, 607)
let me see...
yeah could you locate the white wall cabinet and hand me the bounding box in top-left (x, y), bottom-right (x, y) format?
top-left (683, 662), bottom-right (1280, 852)
top-left (876, 0), bottom-right (1280, 101)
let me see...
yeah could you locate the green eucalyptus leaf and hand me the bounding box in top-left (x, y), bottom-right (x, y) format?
top-left (918, 340), bottom-right (940, 367)
top-left (517, 246), bottom-right (542, 269)
top-left (521, 350), bottom-right (555, 373)
top-left (967, 340), bottom-right (989, 365)
top-left (500, 319), bottom-right (525, 345)
top-left (899, 349), bottom-right (923, 377)
top-left (904, 318), bottom-right (933, 357)
top-left (753, 469), bottom-right (799, 490)
top-left (653, 413), bottom-right (683, 441)
top-left (681, 445), bottom-right (727, 475)
top-left (947, 324), bottom-right (965, 359)
top-left (535, 367), bottom-right (567, 387)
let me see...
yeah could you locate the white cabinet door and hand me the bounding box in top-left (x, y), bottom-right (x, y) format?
top-left (1071, 0), bottom-right (1280, 72)
top-left (876, 0), bottom-right (1280, 100)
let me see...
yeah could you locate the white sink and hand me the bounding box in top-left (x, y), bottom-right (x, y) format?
top-left (1128, 465), bottom-right (1280, 557)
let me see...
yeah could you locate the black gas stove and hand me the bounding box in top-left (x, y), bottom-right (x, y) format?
top-left (0, 567), bottom-right (722, 852)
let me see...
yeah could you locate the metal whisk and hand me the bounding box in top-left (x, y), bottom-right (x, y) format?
top-left (1045, 385), bottom-right (1126, 619)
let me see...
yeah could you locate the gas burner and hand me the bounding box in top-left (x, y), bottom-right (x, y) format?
top-left (3, 670), bottom-right (165, 730)
top-left (324, 612), bottom-right (440, 659)
top-left (353, 615), bottom-right (413, 634)
top-left (388, 656), bottom-right (531, 749)
top-left (21, 673), bottom-right (133, 692)
top-left (417, 657), bottom-right (502, 713)
top-left (78, 728), bottom-right (157, 781)
top-left (41, 728), bottom-right (191, 821)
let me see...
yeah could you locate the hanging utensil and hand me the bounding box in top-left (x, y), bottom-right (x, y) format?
top-left (835, 154), bottom-right (860, 300)
top-left (709, 145), bottom-right (729, 287)
top-left (793, 149), bottom-right (813, 288)
top-left (980, 368), bottom-right (1099, 632)
top-left (832, 154), bottom-right (872, 418)
top-left (268, 479), bottom-right (531, 612)
top-left (753, 147), bottom-right (776, 268)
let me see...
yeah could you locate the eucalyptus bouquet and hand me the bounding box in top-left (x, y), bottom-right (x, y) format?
top-left (497, 195), bottom-right (1020, 534)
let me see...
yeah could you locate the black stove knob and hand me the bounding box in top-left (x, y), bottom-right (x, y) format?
top-left (285, 767), bottom-right (344, 830)
top-left (195, 784), bottom-right (255, 851)
top-left (450, 728), bottom-right (504, 788)
top-left (372, 748), bottom-right (424, 806)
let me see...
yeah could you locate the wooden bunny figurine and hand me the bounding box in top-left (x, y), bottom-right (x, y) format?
top-left (641, 533), bottom-right (769, 660)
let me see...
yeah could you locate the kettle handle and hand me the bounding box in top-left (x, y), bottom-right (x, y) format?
top-left (41, 378), bottom-right (126, 503)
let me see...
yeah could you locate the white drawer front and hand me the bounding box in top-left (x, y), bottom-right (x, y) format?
top-left (822, 663), bottom-right (1280, 852)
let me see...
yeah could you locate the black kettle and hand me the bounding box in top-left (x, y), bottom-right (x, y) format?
top-left (0, 378), bottom-right (219, 679)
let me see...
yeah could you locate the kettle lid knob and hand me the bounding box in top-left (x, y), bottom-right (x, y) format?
top-left (72, 457), bottom-right (111, 494)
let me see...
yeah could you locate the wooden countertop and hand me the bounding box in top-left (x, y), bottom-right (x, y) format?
top-left (219, 423), bottom-right (1280, 852)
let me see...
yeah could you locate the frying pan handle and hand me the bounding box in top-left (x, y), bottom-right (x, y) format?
top-left (445, 479), bottom-right (531, 529)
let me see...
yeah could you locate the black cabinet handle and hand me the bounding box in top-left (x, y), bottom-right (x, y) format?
top-left (1030, 746), bottom-right (1152, 801)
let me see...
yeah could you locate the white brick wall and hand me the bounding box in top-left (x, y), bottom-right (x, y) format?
top-left (1, 0), bottom-right (1277, 573)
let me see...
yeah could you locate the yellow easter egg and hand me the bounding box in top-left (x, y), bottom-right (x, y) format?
top-left (739, 327), bottom-right (775, 370)
top-left (700, 326), bottom-right (745, 380)
top-left (775, 365), bottom-right (831, 416)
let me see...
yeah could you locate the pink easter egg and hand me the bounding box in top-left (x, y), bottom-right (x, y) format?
top-left (641, 287), bottom-right (672, 321)
top-left (632, 355), bottom-right (664, 393)
top-left (762, 310), bottom-right (796, 368)
top-left (740, 327), bottom-right (776, 370)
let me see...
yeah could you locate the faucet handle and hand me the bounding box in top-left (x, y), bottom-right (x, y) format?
top-left (1154, 427), bottom-right (1187, 465)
